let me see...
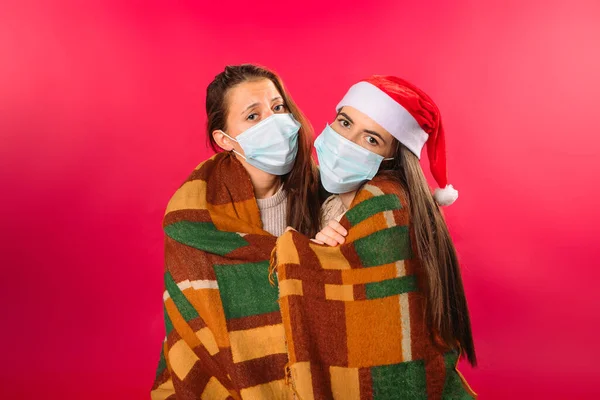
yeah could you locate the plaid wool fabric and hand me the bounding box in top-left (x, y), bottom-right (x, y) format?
top-left (151, 152), bottom-right (294, 400)
top-left (273, 178), bottom-right (477, 400)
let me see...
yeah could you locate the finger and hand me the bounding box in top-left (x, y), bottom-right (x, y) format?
top-left (328, 220), bottom-right (348, 236)
top-left (316, 232), bottom-right (339, 247)
top-left (310, 238), bottom-right (325, 245)
top-left (322, 226), bottom-right (346, 245)
top-left (285, 226), bottom-right (296, 232)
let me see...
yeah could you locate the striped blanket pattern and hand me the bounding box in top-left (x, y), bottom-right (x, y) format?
top-left (151, 152), bottom-right (293, 400)
top-left (273, 177), bottom-right (477, 399)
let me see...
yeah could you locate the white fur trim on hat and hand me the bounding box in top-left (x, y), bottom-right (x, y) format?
top-left (433, 185), bottom-right (458, 206)
top-left (336, 81), bottom-right (429, 159)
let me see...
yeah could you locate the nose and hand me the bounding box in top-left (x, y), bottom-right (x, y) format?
top-left (339, 127), bottom-right (361, 145)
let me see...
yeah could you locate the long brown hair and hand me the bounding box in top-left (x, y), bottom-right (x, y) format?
top-left (205, 64), bottom-right (321, 237)
top-left (380, 145), bottom-right (477, 366)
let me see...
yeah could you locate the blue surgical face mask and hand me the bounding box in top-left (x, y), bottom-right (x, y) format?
top-left (315, 124), bottom-right (393, 194)
top-left (220, 113), bottom-right (301, 176)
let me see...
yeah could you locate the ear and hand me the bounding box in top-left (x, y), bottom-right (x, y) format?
top-left (212, 130), bottom-right (234, 151)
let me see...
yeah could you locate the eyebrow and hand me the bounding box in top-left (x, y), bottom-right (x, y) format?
top-left (242, 102), bottom-right (259, 115)
top-left (364, 129), bottom-right (386, 142)
top-left (241, 97), bottom-right (284, 115)
top-left (338, 112), bottom-right (354, 124)
top-left (338, 112), bottom-right (387, 143)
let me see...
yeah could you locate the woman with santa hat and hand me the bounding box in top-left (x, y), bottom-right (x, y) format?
top-left (272, 76), bottom-right (477, 399)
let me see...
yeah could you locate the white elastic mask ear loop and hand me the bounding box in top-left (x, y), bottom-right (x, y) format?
top-left (382, 140), bottom-right (401, 162)
top-left (219, 130), bottom-right (247, 161)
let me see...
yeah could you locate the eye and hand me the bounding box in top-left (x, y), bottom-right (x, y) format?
top-left (273, 104), bottom-right (287, 112)
top-left (337, 118), bottom-right (351, 128)
top-left (247, 113), bottom-right (258, 121)
top-left (365, 136), bottom-right (379, 146)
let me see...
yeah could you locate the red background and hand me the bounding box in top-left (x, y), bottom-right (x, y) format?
top-left (1, 1), bottom-right (599, 398)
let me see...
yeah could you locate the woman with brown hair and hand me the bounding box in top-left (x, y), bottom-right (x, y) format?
top-left (151, 65), bottom-right (321, 399)
top-left (272, 75), bottom-right (477, 399)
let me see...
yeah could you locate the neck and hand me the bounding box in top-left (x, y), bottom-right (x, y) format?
top-left (253, 175), bottom-right (281, 199)
top-left (232, 152), bottom-right (282, 199)
top-left (245, 164), bottom-right (281, 199)
top-left (339, 190), bottom-right (357, 209)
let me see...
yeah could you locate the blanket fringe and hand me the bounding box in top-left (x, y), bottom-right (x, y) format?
top-left (284, 362), bottom-right (303, 400)
top-left (268, 247), bottom-right (278, 287)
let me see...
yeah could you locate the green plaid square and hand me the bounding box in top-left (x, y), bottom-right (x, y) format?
top-left (214, 261), bottom-right (279, 319)
top-left (354, 226), bottom-right (413, 267)
top-left (443, 352), bottom-right (475, 399)
top-left (165, 221), bottom-right (248, 256)
top-left (371, 360), bottom-right (427, 400)
top-left (366, 276), bottom-right (418, 299)
top-left (346, 194), bottom-right (402, 226)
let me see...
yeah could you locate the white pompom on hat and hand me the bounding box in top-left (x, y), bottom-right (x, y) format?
top-left (336, 75), bottom-right (458, 206)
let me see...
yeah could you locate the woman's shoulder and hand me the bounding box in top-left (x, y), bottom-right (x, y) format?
top-left (339, 177), bottom-right (409, 219)
top-left (320, 194), bottom-right (347, 227)
top-left (360, 175), bottom-right (408, 203)
top-left (322, 194), bottom-right (341, 208)
top-left (165, 152), bottom-right (235, 213)
top-left (184, 152), bottom-right (229, 181)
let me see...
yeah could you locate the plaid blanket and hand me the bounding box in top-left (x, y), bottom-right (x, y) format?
top-left (151, 152), bottom-right (294, 400)
top-left (273, 177), bottom-right (477, 400)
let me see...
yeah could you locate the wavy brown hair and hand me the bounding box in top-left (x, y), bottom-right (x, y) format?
top-left (379, 145), bottom-right (476, 366)
top-left (205, 64), bottom-right (321, 237)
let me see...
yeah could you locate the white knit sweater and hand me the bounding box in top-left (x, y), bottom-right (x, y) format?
top-left (256, 185), bottom-right (287, 237)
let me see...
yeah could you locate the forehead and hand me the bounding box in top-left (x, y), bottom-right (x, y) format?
top-left (339, 106), bottom-right (393, 137)
top-left (226, 79), bottom-right (281, 111)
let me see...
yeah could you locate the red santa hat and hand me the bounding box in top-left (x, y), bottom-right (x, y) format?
top-left (336, 75), bottom-right (458, 206)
